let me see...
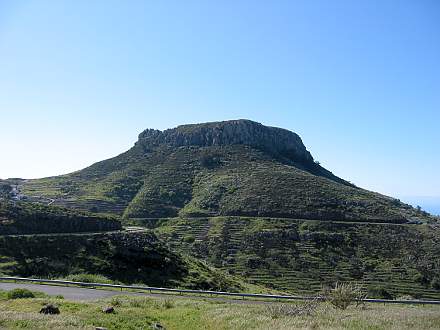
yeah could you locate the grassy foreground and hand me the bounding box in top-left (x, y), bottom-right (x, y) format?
top-left (0, 291), bottom-right (439, 330)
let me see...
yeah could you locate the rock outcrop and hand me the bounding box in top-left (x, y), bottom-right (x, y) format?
top-left (0, 214), bottom-right (122, 235)
top-left (137, 119), bottom-right (314, 164)
top-left (0, 200), bottom-right (122, 235)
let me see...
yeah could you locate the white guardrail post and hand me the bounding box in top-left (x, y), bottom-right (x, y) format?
top-left (0, 276), bottom-right (439, 305)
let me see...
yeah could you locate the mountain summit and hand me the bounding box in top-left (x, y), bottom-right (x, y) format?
top-left (137, 119), bottom-right (314, 164)
top-left (20, 119), bottom-right (430, 222)
top-left (134, 120), bottom-right (345, 185)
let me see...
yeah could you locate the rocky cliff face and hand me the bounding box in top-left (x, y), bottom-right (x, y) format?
top-left (0, 215), bottom-right (122, 235)
top-left (0, 200), bottom-right (122, 235)
top-left (137, 119), bottom-right (314, 164)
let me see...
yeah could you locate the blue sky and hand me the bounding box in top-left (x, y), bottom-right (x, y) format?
top-left (0, 1), bottom-right (439, 213)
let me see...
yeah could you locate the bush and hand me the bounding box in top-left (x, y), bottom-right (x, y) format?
top-left (324, 282), bottom-right (364, 310)
top-left (183, 235), bottom-right (195, 243)
top-left (367, 285), bottom-right (394, 300)
top-left (431, 277), bottom-right (440, 290)
top-left (110, 297), bottom-right (123, 307)
top-left (39, 303), bottom-right (60, 315)
top-left (162, 299), bottom-right (174, 309)
top-left (7, 288), bottom-right (35, 299)
top-left (64, 273), bottom-right (113, 284)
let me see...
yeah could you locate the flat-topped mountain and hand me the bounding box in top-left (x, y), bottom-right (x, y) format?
top-left (136, 120), bottom-right (344, 184)
top-left (138, 119), bottom-right (314, 164)
top-left (19, 119), bottom-right (432, 223)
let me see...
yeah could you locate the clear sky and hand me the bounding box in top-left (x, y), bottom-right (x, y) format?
top-left (0, 1), bottom-right (439, 212)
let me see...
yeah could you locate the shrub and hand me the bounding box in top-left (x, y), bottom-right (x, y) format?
top-left (64, 273), bottom-right (113, 284)
top-left (183, 235), bottom-right (195, 243)
top-left (200, 154), bottom-right (221, 169)
top-left (431, 277), bottom-right (440, 290)
top-left (110, 297), bottom-right (123, 307)
top-left (367, 285), bottom-right (394, 300)
top-left (0, 184), bottom-right (12, 198)
top-left (162, 299), bottom-right (174, 309)
top-left (7, 288), bottom-right (35, 299)
top-left (39, 303), bottom-right (60, 315)
top-left (324, 282), bottom-right (364, 310)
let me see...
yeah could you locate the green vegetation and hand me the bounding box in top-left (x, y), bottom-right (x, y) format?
top-left (324, 282), bottom-right (365, 310)
top-left (0, 291), bottom-right (439, 329)
top-left (0, 231), bottom-right (246, 291)
top-left (6, 288), bottom-right (36, 299)
top-left (63, 273), bottom-right (115, 284)
top-left (0, 182), bottom-right (12, 199)
top-left (0, 288), bottom-right (48, 300)
top-left (0, 200), bottom-right (121, 234)
top-left (2, 120), bottom-right (439, 318)
top-left (18, 120), bottom-right (433, 222)
top-left (152, 216), bottom-right (440, 299)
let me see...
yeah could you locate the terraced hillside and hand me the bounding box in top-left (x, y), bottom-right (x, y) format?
top-left (152, 217), bottom-right (440, 299)
top-left (18, 120), bottom-right (433, 223)
top-left (0, 198), bottom-right (251, 292)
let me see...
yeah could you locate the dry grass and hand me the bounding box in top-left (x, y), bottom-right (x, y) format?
top-left (323, 282), bottom-right (367, 310)
top-left (203, 301), bottom-right (440, 330)
top-left (0, 310), bottom-right (87, 329)
top-left (265, 297), bottom-right (324, 318)
top-left (0, 294), bottom-right (438, 329)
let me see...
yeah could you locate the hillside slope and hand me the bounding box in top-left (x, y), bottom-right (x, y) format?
top-left (0, 230), bottom-right (244, 291)
top-left (0, 193), bottom-right (248, 291)
top-left (0, 199), bottom-right (121, 234)
top-left (19, 120), bottom-right (432, 223)
top-left (153, 216), bottom-right (440, 299)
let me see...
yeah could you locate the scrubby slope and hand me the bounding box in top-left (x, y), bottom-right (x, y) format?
top-left (20, 120), bottom-right (432, 223)
top-left (0, 200), bottom-right (121, 234)
top-left (0, 230), bottom-right (243, 291)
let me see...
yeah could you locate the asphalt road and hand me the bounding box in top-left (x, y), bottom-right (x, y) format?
top-left (0, 282), bottom-right (275, 305)
top-left (0, 283), bottom-right (132, 301)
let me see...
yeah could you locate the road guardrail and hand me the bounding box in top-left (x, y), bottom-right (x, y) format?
top-left (1, 276), bottom-right (439, 305)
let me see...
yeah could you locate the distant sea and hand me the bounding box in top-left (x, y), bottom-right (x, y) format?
top-left (398, 196), bottom-right (440, 216)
